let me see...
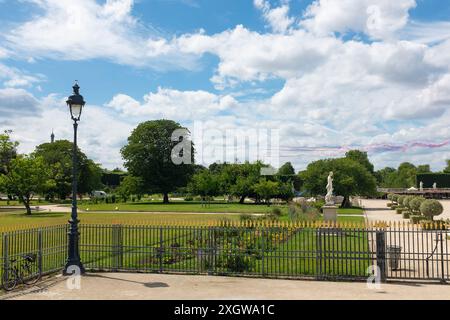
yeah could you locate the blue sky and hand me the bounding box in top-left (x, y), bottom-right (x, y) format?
top-left (0, 0), bottom-right (450, 172)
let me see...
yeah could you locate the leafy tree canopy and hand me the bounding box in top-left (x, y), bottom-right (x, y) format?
top-left (121, 120), bottom-right (195, 203)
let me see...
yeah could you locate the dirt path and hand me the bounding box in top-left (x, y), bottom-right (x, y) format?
top-left (3, 273), bottom-right (450, 300)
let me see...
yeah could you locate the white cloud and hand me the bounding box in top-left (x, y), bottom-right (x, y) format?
top-left (0, 63), bottom-right (44, 88)
top-left (301, 0), bottom-right (417, 40)
top-left (254, 0), bottom-right (294, 34)
top-left (0, 87), bottom-right (40, 118)
top-left (107, 87), bottom-right (238, 121)
top-left (3, 0), bottom-right (196, 70)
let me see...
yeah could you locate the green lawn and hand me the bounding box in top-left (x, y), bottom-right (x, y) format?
top-left (76, 201), bottom-right (288, 214)
top-left (337, 207), bottom-right (364, 215)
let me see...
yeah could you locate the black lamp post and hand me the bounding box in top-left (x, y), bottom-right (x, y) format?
top-left (64, 81), bottom-right (86, 275)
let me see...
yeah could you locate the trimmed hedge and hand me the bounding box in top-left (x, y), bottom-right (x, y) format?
top-left (402, 211), bottom-right (411, 219)
top-left (410, 215), bottom-right (427, 224)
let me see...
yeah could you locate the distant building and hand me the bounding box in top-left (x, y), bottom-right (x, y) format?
top-left (51, 130), bottom-right (55, 143)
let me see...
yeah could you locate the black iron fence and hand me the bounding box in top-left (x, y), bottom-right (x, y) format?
top-left (1, 221), bottom-right (449, 286)
top-left (0, 225), bottom-right (68, 284)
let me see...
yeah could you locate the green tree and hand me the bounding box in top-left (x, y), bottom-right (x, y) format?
top-left (301, 157), bottom-right (377, 207)
top-left (444, 160), bottom-right (450, 173)
top-left (395, 162), bottom-right (417, 188)
top-left (345, 150), bottom-right (374, 173)
top-left (188, 170), bottom-right (221, 200)
top-left (0, 155), bottom-right (50, 215)
top-left (417, 164), bottom-right (431, 174)
top-left (254, 178), bottom-right (279, 206)
top-left (121, 120), bottom-right (195, 203)
top-left (277, 162), bottom-right (295, 176)
top-left (0, 130), bottom-right (18, 175)
top-left (374, 167), bottom-right (397, 187)
top-left (34, 140), bottom-right (101, 199)
top-left (115, 175), bottom-right (145, 202)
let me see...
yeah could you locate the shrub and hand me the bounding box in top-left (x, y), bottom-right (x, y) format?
top-left (420, 199), bottom-right (444, 220)
top-left (402, 211), bottom-right (411, 219)
top-left (410, 215), bottom-right (427, 224)
top-left (387, 203), bottom-right (393, 208)
top-left (272, 207), bottom-right (282, 216)
top-left (391, 204), bottom-right (399, 210)
top-left (403, 195), bottom-right (415, 209)
top-left (409, 197), bottom-right (425, 213)
top-left (396, 207), bottom-right (407, 214)
top-left (387, 194), bottom-right (394, 202)
top-left (393, 194), bottom-right (400, 202)
top-left (184, 195), bottom-right (194, 201)
top-left (397, 195), bottom-right (405, 206)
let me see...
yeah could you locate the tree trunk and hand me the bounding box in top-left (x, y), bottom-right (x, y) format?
top-left (163, 192), bottom-right (169, 204)
top-left (341, 195), bottom-right (352, 208)
top-left (239, 196), bottom-right (246, 204)
top-left (22, 196), bottom-right (32, 215)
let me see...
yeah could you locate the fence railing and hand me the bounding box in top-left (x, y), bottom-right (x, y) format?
top-left (78, 221), bottom-right (449, 282)
top-left (0, 225), bottom-right (68, 284)
top-left (1, 221), bottom-right (449, 286)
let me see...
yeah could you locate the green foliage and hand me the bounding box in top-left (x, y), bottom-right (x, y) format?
top-left (301, 157), bottom-right (377, 207)
top-left (0, 155), bottom-right (50, 215)
top-left (445, 160), bottom-right (450, 174)
top-left (0, 130), bottom-right (18, 175)
top-left (409, 197), bottom-right (425, 213)
top-left (402, 211), bottom-right (411, 219)
top-left (387, 194), bottom-right (394, 201)
top-left (397, 195), bottom-right (405, 206)
top-left (121, 120), bottom-right (195, 203)
top-left (253, 178), bottom-right (279, 205)
top-left (345, 150), bottom-right (374, 173)
top-left (188, 170), bottom-right (221, 198)
top-left (34, 140), bottom-right (102, 199)
top-left (396, 207), bottom-right (407, 214)
top-left (287, 202), bottom-right (320, 222)
top-left (420, 199), bottom-right (444, 220)
top-left (115, 175), bottom-right (145, 202)
top-left (402, 195), bottom-right (415, 209)
top-left (410, 215), bottom-right (427, 224)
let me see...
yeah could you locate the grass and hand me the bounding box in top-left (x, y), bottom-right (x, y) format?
top-left (337, 207), bottom-right (364, 215)
top-left (0, 211), bottom-right (241, 231)
top-left (75, 201), bottom-right (287, 214)
top-left (0, 200), bottom-right (52, 207)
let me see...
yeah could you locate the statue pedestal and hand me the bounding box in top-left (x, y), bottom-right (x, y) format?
top-left (323, 205), bottom-right (338, 222)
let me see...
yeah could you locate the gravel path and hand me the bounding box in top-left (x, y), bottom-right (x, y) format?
top-left (3, 273), bottom-right (450, 300)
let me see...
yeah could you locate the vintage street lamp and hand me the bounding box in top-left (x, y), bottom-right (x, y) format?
top-left (64, 81), bottom-right (86, 275)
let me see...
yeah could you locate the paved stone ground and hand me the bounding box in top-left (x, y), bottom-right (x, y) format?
top-left (2, 273), bottom-right (450, 300)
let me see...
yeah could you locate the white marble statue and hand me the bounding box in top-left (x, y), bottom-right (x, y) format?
top-left (433, 182), bottom-right (437, 189)
top-left (325, 171), bottom-right (334, 205)
top-left (420, 181), bottom-right (423, 191)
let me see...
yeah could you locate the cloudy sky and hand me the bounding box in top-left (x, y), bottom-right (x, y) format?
top-left (1, 0), bottom-right (450, 171)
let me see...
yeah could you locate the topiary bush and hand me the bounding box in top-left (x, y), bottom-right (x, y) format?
top-left (410, 215), bottom-right (427, 224)
top-left (402, 211), bottom-right (411, 219)
top-left (397, 195), bottom-right (405, 207)
top-left (396, 207), bottom-right (407, 214)
top-left (409, 196), bottom-right (425, 214)
top-left (403, 195), bottom-right (415, 209)
top-left (420, 199), bottom-right (444, 221)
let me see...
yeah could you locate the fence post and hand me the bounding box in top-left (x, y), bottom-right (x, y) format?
top-left (375, 231), bottom-right (387, 283)
top-left (208, 226), bottom-right (214, 275)
top-left (261, 228), bottom-right (265, 277)
top-left (112, 225), bottom-right (123, 271)
top-left (38, 229), bottom-right (43, 275)
top-left (2, 234), bottom-right (8, 284)
top-left (159, 226), bottom-right (163, 273)
top-left (440, 231), bottom-right (446, 284)
top-left (315, 228), bottom-right (322, 280)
